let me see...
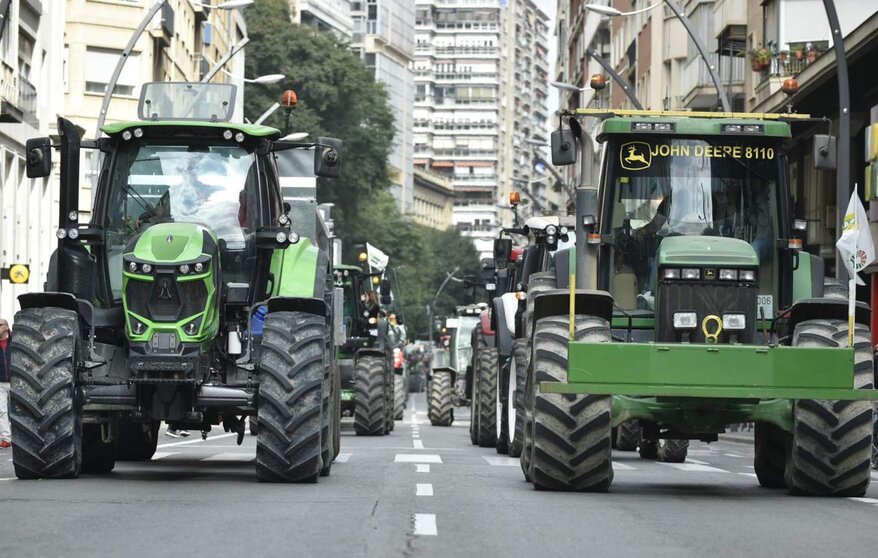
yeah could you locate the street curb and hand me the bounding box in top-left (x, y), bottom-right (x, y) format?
top-left (719, 433), bottom-right (754, 446)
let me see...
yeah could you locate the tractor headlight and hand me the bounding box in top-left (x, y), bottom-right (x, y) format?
top-left (128, 261), bottom-right (138, 272)
top-left (673, 312), bottom-right (697, 329)
top-left (179, 264), bottom-right (190, 274)
top-left (662, 268), bottom-right (680, 280)
top-left (681, 268), bottom-right (700, 280)
top-left (739, 270), bottom-right (756, 282)
top-left (141, 263), bottom-right (152, 274)
top-left (722, 313), bottom-right (747, 330)
top-left (546, 225), bottom-right (557, 236)
top-left (718, 269), bottom-right (737, 281)
top-left (194, 262), bottom-right (204, 273)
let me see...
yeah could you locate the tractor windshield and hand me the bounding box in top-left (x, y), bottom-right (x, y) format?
top-left (601, 136), bottom-right (781, 315)
top-left (104, 140), bottom-right (260, 298)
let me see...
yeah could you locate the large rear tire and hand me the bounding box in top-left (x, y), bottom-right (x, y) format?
top-left (116, 420), bottom-right (159, 461)
top-left (428, 370), bottom-right (454, 426)
top-left (475, 347), bottom-right (499, 448)
top-left (615, 420), bottom-right (641, 452)
top-left (394, 373), bottom-right (406, 420)
top-left (529, 315), bottom-right (614, 492)
top-left (9, 307), bottom-right (82, 479)
top-left (81, 424), bottom-right (116, 474)
top-left (785, 320), bottom-right (874, 496)
top-left (508, 339), bottom-right (526, 457)
top-left (256, 311), bottom-right (325, 483)
top-left (319, 334), bottom-right (337, 477)
top-left (754, 422), bottom-right (788, 488)
top-left (353, 355), bottom-right (387, 436)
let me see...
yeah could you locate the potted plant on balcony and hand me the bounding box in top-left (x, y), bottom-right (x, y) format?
top-left (749, 47), bottom-right (771, 71)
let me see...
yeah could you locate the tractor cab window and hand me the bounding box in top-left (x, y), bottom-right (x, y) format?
top-left (104, 140), bottom-right (259, 299)
top-left (602, 137), bottom-right (780, 313)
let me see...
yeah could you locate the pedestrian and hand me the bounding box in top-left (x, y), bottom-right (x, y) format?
top-left (0, 318), bottom-right (12, 449)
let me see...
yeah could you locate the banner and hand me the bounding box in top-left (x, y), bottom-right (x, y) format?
top-left (836, 190), bottom-right (875, 286)
top-left (366, 242), bottom-right (389, 272)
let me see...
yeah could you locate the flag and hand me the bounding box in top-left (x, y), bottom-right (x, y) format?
top-left (366, 242), bottom-right (389, 272)
top-left (835, 190), bottom-right (875, 286)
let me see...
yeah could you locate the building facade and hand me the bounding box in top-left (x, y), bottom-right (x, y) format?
top-left (288, 0), bottom-right (353, 38)
top-left (0, 0), bottom-right (65, 322)
top-left (351, 0), bottom-right (416, 215)
top-left (413, 167), bottom-right (454, 229)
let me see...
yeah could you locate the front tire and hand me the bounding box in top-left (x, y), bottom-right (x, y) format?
top-left (529, 315), bottom-right (614, 492)
top-left (116, 420), bottom-right (159, 461)
top-left (474, 347), bottom-right (499, 448)
top-left (615, 421), bottom-right (641, 452)
top-left (785, 320), bottom-right (874, 496)
top-left (754, 422), bottom-right (788, 488)
top-left (9, 307), bottom-right (82, 479)
top-left (256, 311), bottom-right (325, 483)
top-left (394, 373), bottom-right (405, 420)
top-left (657, 439), bottom-right (688, 463)
top-left (428, 370), bottom-right (454, 426)
top-left (353, 355), bottom-right (387, 436)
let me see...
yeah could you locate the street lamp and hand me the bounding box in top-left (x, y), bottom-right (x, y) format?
top-left (585, 1), bottom-right (731, 112)
top-left (202, 54), bottom-right (284, 84)
top-left (95, 0), bottom-right (255, 138)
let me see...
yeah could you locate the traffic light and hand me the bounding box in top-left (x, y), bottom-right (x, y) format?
top-left (1, 263), bottom-right (30, 284)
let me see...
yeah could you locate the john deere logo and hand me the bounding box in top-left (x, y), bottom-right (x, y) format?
top-left (620, 142), bottom-right (652, 171)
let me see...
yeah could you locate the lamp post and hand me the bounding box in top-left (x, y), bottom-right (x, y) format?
top-left (586, 1), bottom-right (731, 112)
top-left (201, 53), bottom-right (284, 84)
top-left (95, 0), bottom-right (254, 139)
top-left (427, 266), bottom-right (461, 345)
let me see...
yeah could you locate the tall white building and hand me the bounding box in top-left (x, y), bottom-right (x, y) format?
top-left (0, 0), bottom-right (65, 321)
top-left (351, 0), bottom-right (416, 214)
top-left (288, 0), bottom-right (353, 38)
top-left (414, 0), bottom-right (503, 256)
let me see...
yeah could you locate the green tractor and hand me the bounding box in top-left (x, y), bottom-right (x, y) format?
top-left (334, 261), bottom-right (404, 435)
top-left (521, 108), bottom-right (878, 496)
top-left (428, 304), bottom-right (483, 426)
top-left (10, 82), bottom-right (343, 482)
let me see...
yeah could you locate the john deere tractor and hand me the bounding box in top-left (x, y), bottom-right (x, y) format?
top-left (520, 108), bottom-right (878, 496)
top-left (10, 82), bottom-right (343, 482)
top-left (335, 261), bottom-right (403, 435)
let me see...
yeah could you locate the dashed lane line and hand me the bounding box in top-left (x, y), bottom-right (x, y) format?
top-left (156, 432), bottom-right (237, 449)
top-left (416, 464), bottom-right (431, 473)
top-left (851, 497), bottom-right (878, 506)
top-left (416, 483), bottom-right (434, 496)
top-left (660, 463), bottom-right (730, 474)
top-left (395, 454), bottom-right (442, 464)
top-left (413, 440), bottom-right (425, 449)
top-left (613, 462), bottom-right (637, 471)
top-left (201, 453), bottom-right (254, 462)
top-left (335, 453), bottom-right (352, 463)
top-left (482, 456), bottom-right (519, 467)
top-left (413, 514), bottom-right (438, 536)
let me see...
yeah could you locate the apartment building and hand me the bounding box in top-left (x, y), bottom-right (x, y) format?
top-left (413, 167), bottom-right (455, 229)
top-left (287, 0), bottom-right (353, 38)
top-left (499, 0), bottom-right (554, 219)
top-left (351, 0), bottom-right (416, 215)
top-left (0, 0), bottom-right (65, 321)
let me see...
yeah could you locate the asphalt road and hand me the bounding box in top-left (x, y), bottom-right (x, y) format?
top-left (2, 393), bottom-right (878, 557)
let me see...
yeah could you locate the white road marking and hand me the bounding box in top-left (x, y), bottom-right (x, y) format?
top-left (0, 477), bottom-right (15, 481)
top-left (851, 497), bottom-right (878, 506)
top-left (723, 453), bottom-right (745, 458)
top-left (413, 514), bottom-right (438, 536)
top-left (483, 456), bottom-right (519, 467)
top-left (686, 458), bottom-right (710, 465)
top-left (612, 462), bottom-right (637, 471)
top-left (416, 483), bottom-right (434, 496)
top-left (201, 453), bottom-right (255, 462)
top-left (395, 454), bottom-right (443, 464)
top-left (151, 452), bottom-right (179, 460)
top-left (687, 449), bottom-right (717, 456)
top-left (156, 432), bottom-right (237, 449)
top-left (412, 434), bottom-right (420, 439)
top-left (413, 439), bottom-right (424, 449)
top-left (661, 463), bottom-right (730, 473)
top-left (738, 472), bottom-right (758, 478)
top-left (416, 464), bottom-right (431, 473)
top-left (872, 472), bottom-right (878, 481)
top-left (451, 422), bottom-right (472, 428)
top-left (335, 452), bottom-right (352, 463)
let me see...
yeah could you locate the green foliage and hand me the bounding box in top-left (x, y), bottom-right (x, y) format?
top-left (244, 1), bottom-right (482, 339)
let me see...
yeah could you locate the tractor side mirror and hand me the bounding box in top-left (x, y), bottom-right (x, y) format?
top-left (813, 134), bottom-right (837, 170)
top-left (493, 238), bottom-right (512, 269)
top-left (551, 129), bottom-right (577, 166)
top-left (479, 258), bottom-right (495, 281)
top-left (26, 137), bottom-right (52, 178)
top-left (315, 137), bottom-right (343, 178)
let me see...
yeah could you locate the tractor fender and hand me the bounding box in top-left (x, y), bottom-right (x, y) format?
top-left (266, 296), bottom-right (327, 317)
top-left (493, 293), bottom-right (518, 357)
top-left (531, 289), bottom-right (614, 325)
top-left (480, 309), bottom-right (494, 335)
top-left (783, 297), bottom-right (871, 334)
top-left (553, 246), bottom-right (573, 289)
top-left (270, 239), bottom-right (321, 299)
top-left (355, 347), bottom-right (388, 361)
top-left (429, 366), bottom-right (456, 384)
top-left (18, 292), bottom-right (123, 328)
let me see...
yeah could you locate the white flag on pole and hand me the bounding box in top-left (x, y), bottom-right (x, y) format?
top-left (366, 242), bottom-right (389, 272)
top-left (835, 190), bottom-right (875, 286)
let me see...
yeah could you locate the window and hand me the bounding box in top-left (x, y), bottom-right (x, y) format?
top-left (85, 47), bottom-right (140, 97)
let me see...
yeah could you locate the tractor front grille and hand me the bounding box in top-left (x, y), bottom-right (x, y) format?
top-left (127, 274), bottom-right (207, 323)
top-left (656, 280), bottom-right (757, 344)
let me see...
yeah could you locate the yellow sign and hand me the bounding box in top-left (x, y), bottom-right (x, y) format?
top-left (701, 314), bottom-right (723, 343)
top-left (620, 142), bottom-right (652, 171)
top-left (9, 264), bottom-right (29, 284)
top-left (621, 141), bottom-right (776, 172)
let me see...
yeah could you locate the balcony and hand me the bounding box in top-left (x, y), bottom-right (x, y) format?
top-left (0, 63), bottom-right (36, 125)
top-left (680, 53), bottom-right (744, 109)
top-left (713, 0), bottom-right (746, 38)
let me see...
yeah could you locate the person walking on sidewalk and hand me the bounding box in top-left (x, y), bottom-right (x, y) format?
top-left (0, 318), bottom-right (12, 449)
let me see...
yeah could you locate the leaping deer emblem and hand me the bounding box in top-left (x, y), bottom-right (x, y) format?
top-left (624, 145), bottom-right (648, 167)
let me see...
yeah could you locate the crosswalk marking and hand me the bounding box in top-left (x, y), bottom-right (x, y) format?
top-left (335, 453), bottom-right (352, 463)
top-left (201, 453), bottom-right (254, 462)
top-left (660, 462), bottom-right (729, 473)
top-left (416, 464), bottom-right (431, 473)
top-left (413, 440), bottom-right (425, 449)
top-left (395, 454), bottom-right (443, 463)
top-left (416, 483), bottom-right (434, 496)
top-left (483, 456), bottom-right (519, 467)
top-left (413, 514), bottom-right (438, 536)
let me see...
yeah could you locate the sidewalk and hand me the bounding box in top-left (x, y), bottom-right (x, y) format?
top-left (718, 424), bottom-right (754, 445)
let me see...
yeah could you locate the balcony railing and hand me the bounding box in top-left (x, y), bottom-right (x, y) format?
top-left (680, 53), bottom-right (744, 100)
top-left (0, 63), bottom-right (37, 125)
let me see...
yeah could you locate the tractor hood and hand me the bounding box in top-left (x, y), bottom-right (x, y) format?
top-left (129, 223), bottom-right (216, 263)
top-left (657, 236), bottom-right (759, 268)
